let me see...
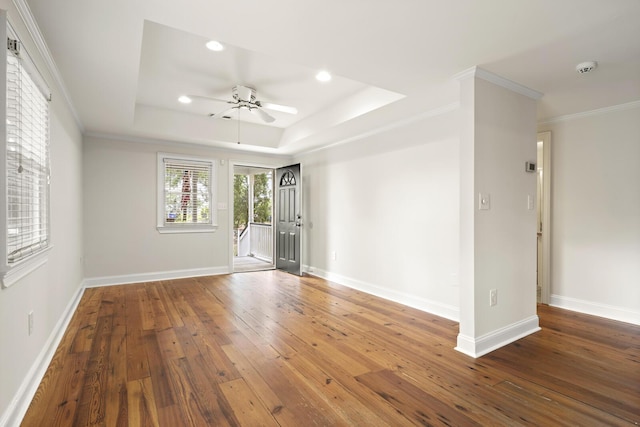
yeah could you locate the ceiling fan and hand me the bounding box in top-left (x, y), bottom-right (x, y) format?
top-left (191, 85), bottom-right (298, 124)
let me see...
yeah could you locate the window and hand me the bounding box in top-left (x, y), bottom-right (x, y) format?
top-left (279, 169), bottom-right (296, 187)
top-left (1, 24), bottom-right (51, 287)
top-left (157, 153), bottom-right (217, 233)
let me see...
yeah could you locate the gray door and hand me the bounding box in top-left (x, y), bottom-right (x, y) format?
top-left (275, 164), bottom-right (302, 275)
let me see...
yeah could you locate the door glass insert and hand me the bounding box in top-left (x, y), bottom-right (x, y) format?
top-left (279, 170), bottom-right (296, 187)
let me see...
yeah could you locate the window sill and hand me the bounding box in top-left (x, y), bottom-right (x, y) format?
top-left (157, 225), bottom-right (218, 234)
top-left (1, 246), bottom-right (52, 289)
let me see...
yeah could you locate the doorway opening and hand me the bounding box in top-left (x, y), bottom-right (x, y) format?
top-left (537, 131), bottom-right (551, 304)
top-left (233, 165), bottom-right (275, 272)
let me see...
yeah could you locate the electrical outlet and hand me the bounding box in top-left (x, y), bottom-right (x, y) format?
top-left (28, 311), bottom-right (34, 335)
top-left (490, 289), bottom-right (498, 307)
top-left (331, 251), bottom-right (337, 261)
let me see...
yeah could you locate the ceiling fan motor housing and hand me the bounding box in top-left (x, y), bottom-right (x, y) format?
top-left (208, 85), bottom-right (294, 123)
top-left (233, 85), bottom-right (256, 103)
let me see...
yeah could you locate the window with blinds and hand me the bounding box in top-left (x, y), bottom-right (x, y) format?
top-left (157, 153), bottom-right (217, 233)
top-left (5, 36), bottom-right (51, 265)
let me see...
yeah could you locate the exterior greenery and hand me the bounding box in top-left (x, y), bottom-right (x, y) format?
top-left (164, 167), bottom-right (210, 224)
top-left (234, 174), bottom-right (249, 229)
top-left (233, 172), bottom-right (272, 230)
top-left (253, 173), bottom-right (272, 224)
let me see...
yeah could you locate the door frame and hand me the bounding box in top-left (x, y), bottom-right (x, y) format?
top-left (538, 131), bottom-right (552, 304)
top-left (228, 160), bottom-right (277, 272)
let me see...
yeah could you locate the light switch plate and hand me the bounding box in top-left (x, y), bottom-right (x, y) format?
top-left (479, 193), bottom-right (491, 210)
top-left (527, 194), bottom-right (534, 210)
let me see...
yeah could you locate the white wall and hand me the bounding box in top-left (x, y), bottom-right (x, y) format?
top-left (0, 4), bottom-right (84, 424)
top-left (540, 104), bottom-right (640, 324)
top-left (457, 73), bottom-right (539, 357)
top-left (297, 110), bottom-right (460, 320)
top-left (473, 78), bottom-right (539, 335)
top-left (83, 136), bottom-right (287, 282)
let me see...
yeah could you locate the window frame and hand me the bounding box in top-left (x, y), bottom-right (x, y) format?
top-left (1, 17), bottom-right (52, 288)
top-left (157, 152), bottom-right (218, 234)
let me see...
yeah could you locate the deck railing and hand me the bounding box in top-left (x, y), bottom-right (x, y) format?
top-left (237, 223), bottom-right (273, 262)
top-left (237, 226), bottom-right (250, 257)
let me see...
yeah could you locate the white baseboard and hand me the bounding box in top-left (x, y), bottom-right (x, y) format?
top-left (0, 284), bottom-right (85, 427)
top-left (550, 294), bottom-right (640, 326)
top-left (83, 266), bottom-right (230, 288)
top-left (304, 265), bottom-right (459, 321)
top-left (455, 315), bottom-right (541, 358)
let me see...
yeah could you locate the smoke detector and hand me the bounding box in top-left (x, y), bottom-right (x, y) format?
top-left (576, 61), bottom-right (598, 74)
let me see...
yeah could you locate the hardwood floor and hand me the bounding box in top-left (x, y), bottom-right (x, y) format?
top-left (22, 271), bottom-right (639, 426)
top-left (233, 256), bottom-right (274, 273)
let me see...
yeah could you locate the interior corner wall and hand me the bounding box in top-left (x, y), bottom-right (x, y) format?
top-left (458, 77), bottom-right (476, 337)
top-left (0, 3), bottom-right (84, 423)
top-left (296, 110), bottom-right (461, 321)
top-left (540, 104), bottom-right (640, 324)
top-left (457, 75), bottom-right (539, 357)
top-left (474, 78), bottom-right (538, 335)
top-left (82, 136), bottom-right (286, 282)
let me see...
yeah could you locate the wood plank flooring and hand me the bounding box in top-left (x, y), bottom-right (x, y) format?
top-left (233, 256), bottom-right (274, 273)
top-left (22, 271), bottom-right (640, 426)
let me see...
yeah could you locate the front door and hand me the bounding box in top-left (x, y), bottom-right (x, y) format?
top-left (275, 164), bottom-right (302, 275)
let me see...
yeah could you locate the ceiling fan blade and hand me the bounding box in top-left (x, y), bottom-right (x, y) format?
top-left (250, 107), bottom-right (275, 123)
top-left (209, 106), bottom-right (237, 119)
top-left (259, 101), bottom-right (298, 115)
top-left (189, 94), bottom-right (234, 104)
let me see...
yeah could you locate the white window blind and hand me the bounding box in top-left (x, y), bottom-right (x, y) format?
top-left (5, 37), bottom-right (51, 264)
top-left (156, 153), bottom-right (217, 234)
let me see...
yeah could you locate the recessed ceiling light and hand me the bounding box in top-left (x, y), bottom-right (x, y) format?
top-left (206, 40), bottom-right (224, 52)
top-left (178, 95), bottom-right (192, 104)
top-left (315, 70), bottom-right (332, 82)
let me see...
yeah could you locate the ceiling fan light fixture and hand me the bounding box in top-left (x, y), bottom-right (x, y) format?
top-left (206, 40), bottom-right (225, 52)
top-left (207, 85), bottom-right (295, 124)
top-left (178, 95), bottom-right (192, 104)
top-left (315, 70), bottom-right (332, 82)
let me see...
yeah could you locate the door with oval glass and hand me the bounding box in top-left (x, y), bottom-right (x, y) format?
top-left (275, 164), bottom-right (302, 275)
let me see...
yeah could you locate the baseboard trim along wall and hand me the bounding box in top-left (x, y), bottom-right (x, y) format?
top-left (550, 294), bottom-right (640, 326)
top-left (304, 265), bottom-right (459, 322)
top-left (455, 315), bottom-right (541, 358)
top-left (0, 284), bottom-right (85, 427)
top-left (83, 266), bottom-right (231, 288)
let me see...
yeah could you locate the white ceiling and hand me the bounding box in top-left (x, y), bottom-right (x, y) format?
top-left (22, 0), bottom-right (640, 155)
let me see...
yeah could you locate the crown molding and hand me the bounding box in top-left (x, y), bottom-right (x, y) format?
top-left (298, 102), bottom-right (460, 158)
top-left (538, 99), bottom-right (640, 125)
top-left (12, 0), bottom-right (84, 131)
top-left (84, 131), bottom-right (291, 159)
top-left (453, 66), bottom-right (543, 100)
top-left (86, 102), bottom-right (458, 159)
